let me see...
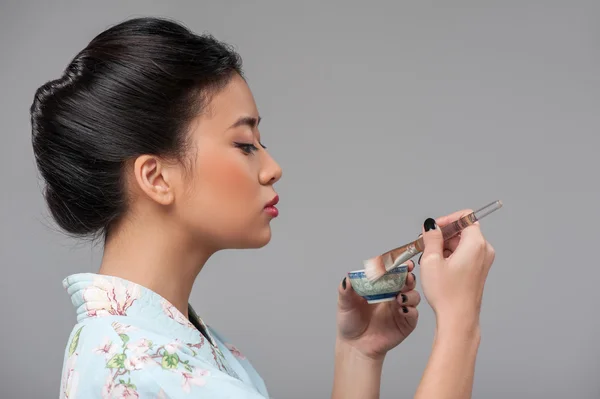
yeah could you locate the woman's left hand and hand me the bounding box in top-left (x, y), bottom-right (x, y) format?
top-left (336, 260), bottom-right (420, 361)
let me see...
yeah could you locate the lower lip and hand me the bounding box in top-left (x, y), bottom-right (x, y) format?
top-left (264, 206), bottom-right (279, 217)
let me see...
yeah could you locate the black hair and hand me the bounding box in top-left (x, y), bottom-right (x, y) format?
top-left (30, 17), bottom-right (243, 239)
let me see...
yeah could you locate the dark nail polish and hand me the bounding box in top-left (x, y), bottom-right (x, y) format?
top-left (418, 253), bottom-right (422, 265)
top-left (424, 218), bottom-right (437, 232)
top-left (402, 306), bottom-right (409, 313)
top-left (412, 272), bottom-right (416, 283)
top-left (342, 277), bottom-right (346, 289)
top-left (401, 294), bottom-right (407, 303)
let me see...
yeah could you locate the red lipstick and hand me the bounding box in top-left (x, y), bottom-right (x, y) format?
top-left (264, 195), bottom-right (279, 217)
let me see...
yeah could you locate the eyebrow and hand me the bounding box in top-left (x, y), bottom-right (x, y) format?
top-left (229, 116), bottom-right (261, 130)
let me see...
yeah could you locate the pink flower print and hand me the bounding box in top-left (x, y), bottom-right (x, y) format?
top-left (111, 322), bottom-right (137, 335)
top-left (188, 342), bottom-right (202, 350)
top-left (94, 337), bottom-right (118, 361)
top-left (127, 338), bottom-right (152, 355)
top-left (111, 384), bottom-right (140, 398)
top-left (124, 355), bottom-right (150, 371)
top-left (226, 343), bottom-right (246, 360)
top-left (124, 338), bottom-right (155, 370)
top-left (83, 276), bottom-right (141, 317)
top-left (61, 353), bottom-right (79, 399)
top-left (164, 339), bottom-right (183, 355)
top-left (161, 300), bottom-right (195, 329)
top-left (181, 368), bottom-right (210, 393)
top-left (102, 373), bottom-right (115, 399)
top-left (61, 326), bottom-right (83, 399)
top-left (102, 373), bottom-right (140, 399)
top-left (185, 340), bottom-right (205, 358)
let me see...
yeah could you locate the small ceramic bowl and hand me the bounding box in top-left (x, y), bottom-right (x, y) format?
top-left (347, 265), bottom-right (409, 304)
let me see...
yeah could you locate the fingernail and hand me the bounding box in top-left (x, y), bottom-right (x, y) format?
top-left (401, 294), bottom-right (407, 303)
top-left (418, 253), bottom-right (422, 265)
top-left (402, 306), bottom-right (409, 313)
top-left (342, 277), bottom-right (346, 289)
top-left (412, 272), bottom-right (416, 283)
top-left (424, 218), bottom-right (437, 232)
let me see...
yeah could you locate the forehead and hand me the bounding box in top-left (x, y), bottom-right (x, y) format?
top-left (203, 74), bottom-right (258, 124)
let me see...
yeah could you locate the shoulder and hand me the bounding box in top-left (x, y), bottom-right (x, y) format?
top-left (60, 319), bottom-right (268, 398)
top-left (59, 318), bottom-right (144, 398)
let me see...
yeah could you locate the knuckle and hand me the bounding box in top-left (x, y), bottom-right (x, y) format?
top-left (487, 243), bottom-right (496, 262)
top-left (469, 231), bottom-right (486, 250)
top-left (477, 238), bottom-right (487, 251)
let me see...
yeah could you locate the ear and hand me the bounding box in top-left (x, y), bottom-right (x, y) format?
top-left (132, 155), bottom-right (175, 206)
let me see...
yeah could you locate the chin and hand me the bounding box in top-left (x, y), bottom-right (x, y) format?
top-left (232, 226), bottom-right (272, 249)
top-left (249, 228), bottom-right (272, 248)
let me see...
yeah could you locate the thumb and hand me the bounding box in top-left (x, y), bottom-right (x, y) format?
top-left (338, 276), bottom-right (365, 311)
top-left (421, 217), bottom-right (444, 262)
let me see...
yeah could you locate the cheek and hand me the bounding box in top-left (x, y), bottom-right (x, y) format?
top-left (195, 151), bottom-right (257, 201)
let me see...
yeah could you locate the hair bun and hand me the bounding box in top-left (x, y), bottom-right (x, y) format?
top-left (31, 57), bottom-right (84, 124)
top-left (63, 57), bottom-right (85, 84)
top-left (30, 53), bottom-right (123, 238)
top-left (30, 17), bottom-right (243, 239)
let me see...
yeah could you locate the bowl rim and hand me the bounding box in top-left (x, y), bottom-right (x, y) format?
top-left (347, 264), bottom-right (409, 275)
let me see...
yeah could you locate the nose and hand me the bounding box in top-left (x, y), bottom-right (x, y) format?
top-left (259, 151), bottom-right (282, 185)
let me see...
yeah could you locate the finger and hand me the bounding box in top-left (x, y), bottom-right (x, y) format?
top-left (397, 290), bottom-right (421, 307)
top-left (400, 271), bottom-right (416, 292)
top-left (444, 234), bottom-right (461, 253)
top-left (456, 222), bottom-right (484, 249)
top-left (484, 242), bottom-right (496, 269)
top-left (420, 217), bottom-right (444, 263)
top-left (338, 276), bottom-right (366, 311)
top-left (435, 209), bottom-right (474, 228)
top-left (452, 222), bottom-right (486, 259)
top-left (398, 306), bottom-right (419, 329)
top-left (406, 259), bottom-right (415, 272)
top-left (418, 236), bottom-right (459, 264)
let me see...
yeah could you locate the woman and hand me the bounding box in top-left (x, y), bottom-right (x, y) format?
top-left (31, 17), bottom-right (495, 398)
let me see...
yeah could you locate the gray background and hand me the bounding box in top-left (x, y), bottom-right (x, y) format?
top-left (1, 1), bottom-right (598, 398)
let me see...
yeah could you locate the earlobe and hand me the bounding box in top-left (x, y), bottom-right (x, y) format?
top-left (133, 155), bottom-right (175, 205)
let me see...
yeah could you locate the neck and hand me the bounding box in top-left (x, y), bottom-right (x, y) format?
top-left (98, 220), bottom-right (214, 318)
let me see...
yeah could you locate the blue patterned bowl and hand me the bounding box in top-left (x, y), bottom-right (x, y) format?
top-left (347, 265), bottom-right (409, 304)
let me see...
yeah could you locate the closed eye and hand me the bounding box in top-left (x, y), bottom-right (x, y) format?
top-left (234, 142), bottom-right (259, 154)
top-left (234, 139), bottom-right (267, 155)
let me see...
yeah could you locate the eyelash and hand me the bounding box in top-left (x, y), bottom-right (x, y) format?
top-left (234, 142), bottom-right (267, 155)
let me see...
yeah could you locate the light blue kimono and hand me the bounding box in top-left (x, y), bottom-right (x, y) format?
top-left (59, 273), bottom-right (269, 398)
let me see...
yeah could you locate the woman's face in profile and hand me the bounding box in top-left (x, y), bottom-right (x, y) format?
top-left (171, 73), bottom-right (282, 250)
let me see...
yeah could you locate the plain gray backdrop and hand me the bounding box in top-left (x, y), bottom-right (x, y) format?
top-left (1, 1), bottom-right (599, 398)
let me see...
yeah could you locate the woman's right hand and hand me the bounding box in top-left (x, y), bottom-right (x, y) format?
top-left (413, 211), bottom-right (496, 399)
top-left (418, 210), bottom-right (496, 329)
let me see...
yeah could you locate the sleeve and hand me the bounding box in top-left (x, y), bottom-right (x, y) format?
top-left (136, 361), bottom-right (270, 398)
top-left (59, 320), bottom-right (268, 398)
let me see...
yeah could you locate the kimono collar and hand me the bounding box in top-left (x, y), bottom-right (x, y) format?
top-left (62, 273), bottom-right (217, 347)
